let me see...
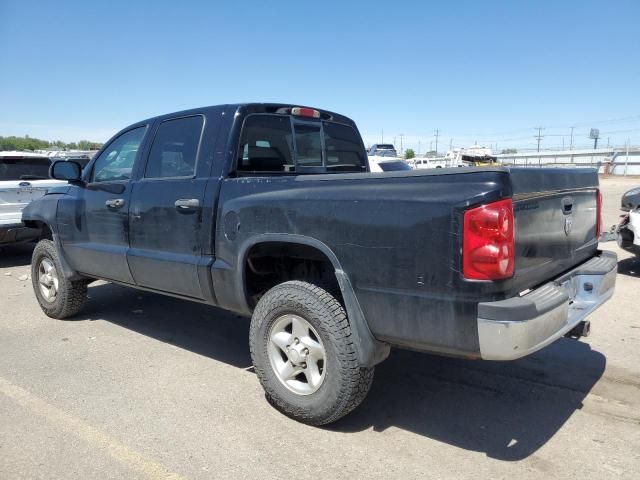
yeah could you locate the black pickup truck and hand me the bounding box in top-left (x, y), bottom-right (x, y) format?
top-left (22, 103), bottom-right (617, 425)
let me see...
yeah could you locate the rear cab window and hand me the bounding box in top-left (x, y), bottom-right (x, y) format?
top-left (324, 122), bottom-right (366, 170)
top-left (294, 123), bottom-right (323, 168)
top-left (237, 113), bottom-right (366, 174)
top-left (238, 115), bottom-right (294, 173)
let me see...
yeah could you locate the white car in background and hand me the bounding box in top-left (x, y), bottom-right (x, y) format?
top-left (412, 156), bottom-right (448, 169)
top-left (615, 186), bottom-right (640, 256)
top-left (0, 152), bottom-right (66, 245)
top-left (368, 156), bottom-right (413, 172)
top-left (368, 143), bottom-right (398, 157)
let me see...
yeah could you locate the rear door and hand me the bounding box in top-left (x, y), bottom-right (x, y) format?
top-left (127, 114), bottom-right (210, 299)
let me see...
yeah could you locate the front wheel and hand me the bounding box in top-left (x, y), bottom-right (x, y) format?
top-left (31, 239), bottom-right (88, 319)
top-left (249, 281), bottom-right (374, 425)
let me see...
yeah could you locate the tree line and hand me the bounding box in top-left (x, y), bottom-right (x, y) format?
top-left (0, 135), bottom-right (103, 152)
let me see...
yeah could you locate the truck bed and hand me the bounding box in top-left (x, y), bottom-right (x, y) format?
top-left (214, 166), bottom-right (600, 358)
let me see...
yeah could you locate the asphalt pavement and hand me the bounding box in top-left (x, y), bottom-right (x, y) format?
top-left (1, 176), bottom-right (639, 479)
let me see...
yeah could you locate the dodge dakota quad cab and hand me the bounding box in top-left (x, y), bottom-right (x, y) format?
top-left (22, 103), bottom-right (617, 425)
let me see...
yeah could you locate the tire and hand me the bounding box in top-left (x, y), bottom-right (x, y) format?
top-left (31, 239), bottom-right (88, 319)
top-left (250, 280), bottom-right (374, 425)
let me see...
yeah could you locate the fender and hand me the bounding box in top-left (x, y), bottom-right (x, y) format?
top-left (22, 193), bottom-right (83, 281)
top-left (235, 233), bottom-right (390, 367)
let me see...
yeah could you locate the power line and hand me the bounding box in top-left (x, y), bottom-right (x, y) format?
top-left (420, 115), bottom-right (640, 142)
top-left (596, 127), bottom-right (640, 134)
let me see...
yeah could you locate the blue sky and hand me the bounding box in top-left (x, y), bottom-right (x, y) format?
top-left (1, 0), bottom-right (639, 152)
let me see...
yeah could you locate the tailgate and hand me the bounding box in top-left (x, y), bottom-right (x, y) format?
top-left (0, 181), bottom-right (29, 224)
top-left (0, 180), bottom-right (61, 225)
top-left (509, 168), bottom-right (599, 294)
top-left (1, 156), bottom-right (56, 225)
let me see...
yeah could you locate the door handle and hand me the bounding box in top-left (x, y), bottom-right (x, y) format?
top-left (175, 198), bottom-right (200, 212)
top-left (105, 198), bottom-right (125, 209)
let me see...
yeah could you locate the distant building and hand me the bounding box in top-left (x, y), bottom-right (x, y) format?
top-left (496, 147), bottom-right (640, 175)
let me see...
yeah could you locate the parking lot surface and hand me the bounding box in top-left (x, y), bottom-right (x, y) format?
top-left (1, 177), bottom-right (639, 480)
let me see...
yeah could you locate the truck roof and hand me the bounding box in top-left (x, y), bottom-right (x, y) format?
top-left (0, 151), bottom-right (51, 159)
top-left (132, 103), bottom-right (357, 130)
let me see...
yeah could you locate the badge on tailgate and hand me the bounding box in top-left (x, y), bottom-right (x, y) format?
top-left (18, 181), bottom-right (34, 194)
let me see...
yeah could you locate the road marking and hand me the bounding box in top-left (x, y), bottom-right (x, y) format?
top-left (0, 376), bottom-right (187, 480)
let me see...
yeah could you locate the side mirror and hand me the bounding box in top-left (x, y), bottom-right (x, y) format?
top-left (50, 160), bottom-right (83, 183)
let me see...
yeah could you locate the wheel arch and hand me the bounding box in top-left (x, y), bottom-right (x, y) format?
top-left (238, 234), bottom-right (389, 367)
top-left (238, 234), bottom-right (344, 307)
top-left (22, 196), bottom-right (83, 281)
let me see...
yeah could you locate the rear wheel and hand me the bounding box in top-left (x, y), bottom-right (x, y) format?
top-left (249, 280), bottom-right (374, 425)
top-left (31, 239), bottom-right (88, 319)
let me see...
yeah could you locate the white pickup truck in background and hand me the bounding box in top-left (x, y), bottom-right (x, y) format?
top-left (0, 152), bottom-right (65, 245)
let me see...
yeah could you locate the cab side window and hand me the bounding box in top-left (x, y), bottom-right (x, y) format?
top-left (144, 116), bottom-right (204, 179)
top-left (91, 127), bottom-right (146, 183)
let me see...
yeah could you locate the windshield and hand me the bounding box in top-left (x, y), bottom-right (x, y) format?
top-left (375, 144), bottom-right (395, 150)
top-left (379, 160), bottom-right (412, 171)
top-left (0, 157), bottom-right (51, 180)
top-left (376, 150), bottom-right (397, 158)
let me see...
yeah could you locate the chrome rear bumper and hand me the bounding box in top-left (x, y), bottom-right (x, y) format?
top-left (477, 251), bottom-right (617, 360)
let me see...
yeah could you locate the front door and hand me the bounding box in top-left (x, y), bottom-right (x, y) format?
top-left (127, 115), bottom-right (208, 299)
top-left (58, 126), bottom-right (148, 283)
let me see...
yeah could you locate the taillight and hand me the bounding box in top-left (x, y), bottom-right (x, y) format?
top-left (596, 189), bottom-right (602, 239)
top-left (463, 198), bottom-right (515, 280)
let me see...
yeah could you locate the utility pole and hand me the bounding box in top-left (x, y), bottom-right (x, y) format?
top-left (562, 137), bottom-right (565, 150)
top-left (534, 127), bottom-right (545, 152)
top-left (434, 129), bottom-right (439, 155)
top-left (625, 138), bottom-right (630, 176)
top-left (449, 138), bottom-right (453, 152)
top-left (418, 141), bottom-right (421, 155)
top-left (381, 128), bottom-right (384, 143)
top-left (569, 127), bottom-right (574, 150)
top-left (399, 134), bottom-right (404, 156)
